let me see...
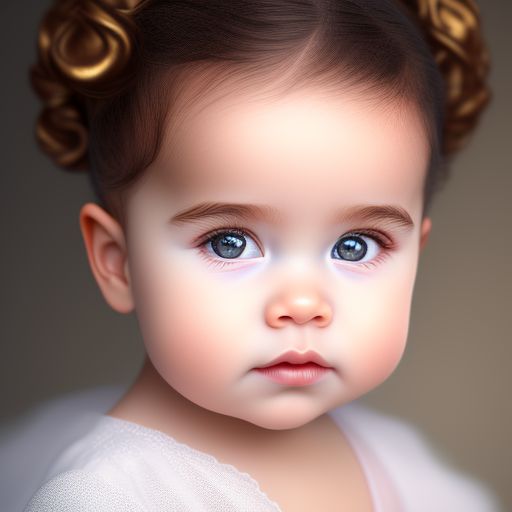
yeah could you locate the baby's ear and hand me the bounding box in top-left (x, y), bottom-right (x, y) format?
top-left (79, 203), bottom-right (134, 314)
top-left (419, 216), bottom-right (432, 252)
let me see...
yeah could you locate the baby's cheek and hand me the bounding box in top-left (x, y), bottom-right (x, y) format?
top-left (343, 278), bottom-right (413, 395)
top-left (134, 258), bottom-right (250, 404)
top-left (357, 314), bottom-right (408, 390)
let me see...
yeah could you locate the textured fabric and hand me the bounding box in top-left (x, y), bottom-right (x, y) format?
top-left (0, 385), bottom-right (502, 511)
top-left (23, 470), bottom-right (146, 512)
top-left (24, 414), bottom-right (282, 512)
top-left (0, 385), bottom-right (126, 512)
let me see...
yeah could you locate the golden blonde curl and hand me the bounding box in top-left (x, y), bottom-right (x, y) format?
top-left (30, 0), bottom-right (141, 170)
top-left (401, 0), bottom-right (491, 155)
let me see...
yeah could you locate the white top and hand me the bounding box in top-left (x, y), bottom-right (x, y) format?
top-left (1, 385), bottom-right (502, 511)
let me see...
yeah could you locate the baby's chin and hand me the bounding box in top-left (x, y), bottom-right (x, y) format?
top-left (209, 398), bottom-right (340, 431)
top-left (243, 413), bottom-right (322, 431)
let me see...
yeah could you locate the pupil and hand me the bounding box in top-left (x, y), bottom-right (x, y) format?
top-left (336, 236), bottom-right (367, 261)
top-left (213, 233), bottom-right (246, 259)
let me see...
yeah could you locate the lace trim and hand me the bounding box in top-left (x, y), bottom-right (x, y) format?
top-left (101, 415), bottom-right (283, 512)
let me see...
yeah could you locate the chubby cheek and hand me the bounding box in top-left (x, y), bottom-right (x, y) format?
top-left (130, 245), bottom-right (253, 409)
top-left (339, 265), bottom-right (416, 398)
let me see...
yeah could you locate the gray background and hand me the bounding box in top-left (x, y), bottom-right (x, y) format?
top-left (1, 0), bottom-right (510, 509)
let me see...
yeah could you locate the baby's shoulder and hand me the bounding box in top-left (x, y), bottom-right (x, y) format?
top-left (41, 415), bottom-right (187, 490)
top-left (24, 418), bottom-right (194, 511)
top-left (27, 416), bottom-right (284, 512)
top-left (329, 401), bottom-right (503, 511)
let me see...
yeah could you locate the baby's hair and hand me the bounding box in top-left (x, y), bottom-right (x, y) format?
top-left (30, 0), bottom-right (491, 226)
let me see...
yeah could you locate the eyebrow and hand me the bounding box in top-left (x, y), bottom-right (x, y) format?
top-left (170, 201), bottom-right (415, 229)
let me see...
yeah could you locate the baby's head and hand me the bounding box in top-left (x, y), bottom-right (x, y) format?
top-left (31, 0), bottom-right (490, 429)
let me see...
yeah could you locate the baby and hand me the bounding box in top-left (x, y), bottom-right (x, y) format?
top-left (21, 0), bottom-right (500, 510)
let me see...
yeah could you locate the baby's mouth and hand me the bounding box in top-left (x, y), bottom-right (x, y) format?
top-left (253, 361), bottom-right (332, 386)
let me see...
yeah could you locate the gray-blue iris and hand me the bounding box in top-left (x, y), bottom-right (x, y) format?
top-left (212, 233), bottom-right (246, 258)
top-left (332, 236), bottom-right (367, 261)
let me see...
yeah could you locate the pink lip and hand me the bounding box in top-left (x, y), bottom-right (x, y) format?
top-left (253, 349), bottom-right (333, 386)
top-left (254, 362), bottom-right (331, 386)
top-left (258, 349), bottom-right (332, 368)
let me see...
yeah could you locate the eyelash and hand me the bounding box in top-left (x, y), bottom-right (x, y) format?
top-left (195, 223), bottom-right (395, 271)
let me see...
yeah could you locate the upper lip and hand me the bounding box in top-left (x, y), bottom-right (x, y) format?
top-left (257, 350), bottom-right (332, 368)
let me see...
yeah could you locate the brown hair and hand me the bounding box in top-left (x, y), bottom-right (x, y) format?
top-left (30, 0), bottom-right (491, 226)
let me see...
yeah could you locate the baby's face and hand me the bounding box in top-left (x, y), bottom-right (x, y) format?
top-left (123, 81), bottom-right (430, 430)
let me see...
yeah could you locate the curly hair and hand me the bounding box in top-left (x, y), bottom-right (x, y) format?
top-left (30, 0), bottom-right (491, 226)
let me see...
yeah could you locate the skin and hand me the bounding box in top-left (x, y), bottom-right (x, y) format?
top-left (79, 80), bottom-right (432, 464)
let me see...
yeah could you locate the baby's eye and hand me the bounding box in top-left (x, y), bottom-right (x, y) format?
top-left (196, 227), bottom-right (392, 270)
top-left (202, 228), bottom-right (263, 260)
top-left (330, 232), bottom-right (386, 265)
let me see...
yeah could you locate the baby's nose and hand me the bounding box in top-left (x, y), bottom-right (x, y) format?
top-left (264, 289), bottom-right (333, 328)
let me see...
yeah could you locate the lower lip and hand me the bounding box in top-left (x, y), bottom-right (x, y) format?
top-left (254, 362), bottom-right (331, 386)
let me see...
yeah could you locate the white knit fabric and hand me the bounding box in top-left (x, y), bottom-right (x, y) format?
top-left (25, 414), bottom-right (282, 512)
top-left (0, 385), bottom-right (502, 511)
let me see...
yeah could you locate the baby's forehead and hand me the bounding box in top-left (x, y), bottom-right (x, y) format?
top-left (135, 91), bottom-right (426, 231)
top-left (161, 62), bottom-right (425, 158)
top-left (153, 71), bottom-right (428, 194)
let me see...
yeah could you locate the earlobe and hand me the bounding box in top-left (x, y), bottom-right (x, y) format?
top-left (419, 216), bottom-right (432, 252)
top-left (79, 202), bottom-right (134, 314)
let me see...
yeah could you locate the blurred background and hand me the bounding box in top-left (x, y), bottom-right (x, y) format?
top-left (0, 0), bottom-right (510, 509)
